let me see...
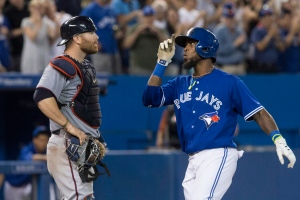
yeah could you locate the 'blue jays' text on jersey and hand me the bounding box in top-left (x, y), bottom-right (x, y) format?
top-left (142, 68), bottom-right (264, 154)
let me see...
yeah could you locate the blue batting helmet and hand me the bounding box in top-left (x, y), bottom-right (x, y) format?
top-left (175, 27), bottom-right (219, 63)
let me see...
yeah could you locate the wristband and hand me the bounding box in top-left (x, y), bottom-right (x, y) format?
top-left (158, 59), bottom-right (169, 66)
top-left (270, 130), bottom-right (282, 143)
top-left (153, 63), bottom-right (166, 78)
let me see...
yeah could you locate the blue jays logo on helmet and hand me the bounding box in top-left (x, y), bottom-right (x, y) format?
top-left (175, 27), bottom-right (219, 63)
top-left (199, 111), bottom-right (220, 129)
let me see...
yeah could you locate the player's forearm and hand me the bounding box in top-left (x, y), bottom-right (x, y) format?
top-left (37, 97), bottom-right (68, 127)
top-left (147, 74), bottom-right (162, 86)
top-left (253, 109), bottom-right (279, 135)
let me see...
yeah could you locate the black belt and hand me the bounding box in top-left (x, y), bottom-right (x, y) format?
top-left (51, 129), bottom-right (62, 135)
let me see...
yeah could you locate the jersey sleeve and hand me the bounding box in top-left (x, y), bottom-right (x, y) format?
top-left (231, 79), bottom-right (264, 121)
top-left (142, 85), bottom-right (164, 107)
top-left (142, 78), bottom-right (176, 108)
top-left (36, 65), bottom-right (68, 99)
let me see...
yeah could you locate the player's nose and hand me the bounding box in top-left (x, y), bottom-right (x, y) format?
top-left (93, 32), bottom-right (99, 40)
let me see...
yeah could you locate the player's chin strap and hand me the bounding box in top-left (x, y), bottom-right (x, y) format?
top-left (79, 160), bottom-right (111, 183)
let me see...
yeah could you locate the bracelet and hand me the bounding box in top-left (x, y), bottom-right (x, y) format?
top-left (62, 119), bottom-right (69, 128)
top-left (153, 63), bottom-right (166, 78)
top-left (270, 130), bottom-right (282, 142)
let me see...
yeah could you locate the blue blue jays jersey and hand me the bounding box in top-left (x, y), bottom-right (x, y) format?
top-left (143, 68), bottom-right (264, 154)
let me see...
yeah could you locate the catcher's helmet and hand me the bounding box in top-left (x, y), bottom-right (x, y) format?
top-left (57, 16), bottom-right (97, 46)
top-left (175, 27), bottom-right (219, 63)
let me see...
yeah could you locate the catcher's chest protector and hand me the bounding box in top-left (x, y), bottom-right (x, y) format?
top-left (50, 55), bottom-right (102, 128)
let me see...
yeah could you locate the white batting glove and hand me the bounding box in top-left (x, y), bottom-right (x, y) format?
top-left (157, 34), bottom-right (175, 65)
top-left (274, 137), bottom-right (296, 168)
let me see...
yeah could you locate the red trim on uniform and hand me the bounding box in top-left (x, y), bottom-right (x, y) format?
top-left (50, 56), bottom-right (78, 78)
top-left (66, 139), bottom-right (79, 200)
top-left (69, 57), bottom-right (100, 129)
top-left (52, 55), bottom-right (100, 129)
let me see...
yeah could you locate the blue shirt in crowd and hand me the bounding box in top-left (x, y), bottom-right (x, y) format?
top-left (81, 2), bottom-right (119, 54)
top-left (5, 143), bottom-right (40, 186)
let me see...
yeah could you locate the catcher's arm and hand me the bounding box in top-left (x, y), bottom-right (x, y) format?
top-left (36, 97), bottom-right (87, 145)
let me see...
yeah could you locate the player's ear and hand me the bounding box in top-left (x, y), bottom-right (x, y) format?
top-left (72, 35), bottom-right (81, 45)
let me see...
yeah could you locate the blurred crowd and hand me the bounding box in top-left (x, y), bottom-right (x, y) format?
top-left (0, 0), bottom-right (300, 75)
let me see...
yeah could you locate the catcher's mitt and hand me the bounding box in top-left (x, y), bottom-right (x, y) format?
top-left (66, 135), bottom-right (110, 183)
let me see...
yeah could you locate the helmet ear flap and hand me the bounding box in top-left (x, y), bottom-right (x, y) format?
top-left (200, 47), bottom-right (210, 53)
top-left (186, 28), bottom-right (219, 63)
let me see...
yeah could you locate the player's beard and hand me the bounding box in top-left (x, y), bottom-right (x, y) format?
top-left (182, 54), bottom-right (201, 70)
top-left (80, 38), bottom-right (98, 54)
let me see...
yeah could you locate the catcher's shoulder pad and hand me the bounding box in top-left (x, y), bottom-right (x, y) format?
top-left (50, 56), bottom-right (77, 78)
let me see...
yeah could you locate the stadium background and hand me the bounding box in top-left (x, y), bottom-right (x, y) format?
top-left (0, 73), bottom-right (299, 199)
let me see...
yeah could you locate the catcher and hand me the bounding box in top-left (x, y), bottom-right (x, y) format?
top-left (33, 16), bottom-right (109, 200)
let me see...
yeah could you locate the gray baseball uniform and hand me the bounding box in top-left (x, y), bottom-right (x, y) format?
top-left (36, 62), bottom-right (100, 199)
top-left (37, 65), bottom-right (100, 138)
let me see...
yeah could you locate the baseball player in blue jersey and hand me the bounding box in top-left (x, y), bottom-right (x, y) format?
top-left (142, 27), bottom-right (296, 200)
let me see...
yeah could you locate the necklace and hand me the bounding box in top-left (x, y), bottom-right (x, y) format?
top-left (188, 67), bottom-right (215, 90)
top-left (188, 78), bottom-right (196, 90)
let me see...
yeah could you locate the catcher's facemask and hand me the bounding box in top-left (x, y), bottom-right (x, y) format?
top-left (66, 135), bottom-right (110, 183)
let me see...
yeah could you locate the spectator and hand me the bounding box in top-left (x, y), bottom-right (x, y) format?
top-left (156, 105), bottom-right (181, 149)
top-left (165, 0), bottom-right (184, 10)
top-left (178, 0), bottom-right (206, 31)
top-left (0, 0), bottom-right (10, 72)
top-left (81, 0), bottom-right (122, 74)
top-left (152, 0), bottom-right (168, 29)
top-left (165, 6), bottom-right (185, 75)
top-left (249, 5), bottom-right (285, 73)
top-left (277, 9), bottom-right (300, 73)
top-left (4, 125), bottom-right (50, 200)
top-left (4, 0), bottom-right (30, 72)
top-left (213, 3), bottom-right (248, 75)
top-left (235, 0), bottom-right (260, 69)
top-left (44, 0), bottom-right (69, 58)
top-left (239, 0), bottom-right (261, 37)
top-left (55, 0), bottom-right (81, 16)
top-left (111, 0), bottom-right (142, 73)
top-left (20, 0), bottom-right (57, 74)
top-left (123, 5), bottom-right (168, 75)
top-left (197, 0), bottom-right (223, 31)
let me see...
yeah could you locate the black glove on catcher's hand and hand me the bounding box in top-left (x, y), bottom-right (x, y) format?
top-left (66, 135), bottom-right (110, 183)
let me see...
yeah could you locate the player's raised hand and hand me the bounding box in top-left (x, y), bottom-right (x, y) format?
top-left (157, 34), bottom-right (176, 65)
top-left (275, 137), bottom-right (296, 168)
